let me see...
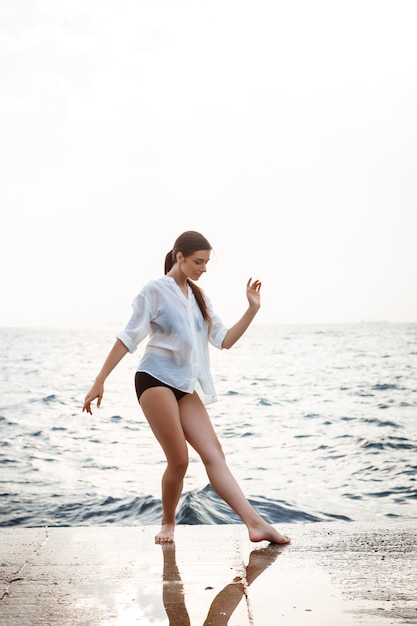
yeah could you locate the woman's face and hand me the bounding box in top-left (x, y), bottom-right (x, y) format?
top-left (179, 249), bottom-right (211, 281)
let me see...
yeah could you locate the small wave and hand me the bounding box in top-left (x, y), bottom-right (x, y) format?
top-left (361, 417), bottom-right (400, 428)
top-left (365, 486), bottom-right (417, 501)
top-left (353, 437), bottom-right (383, 450)
top-left (0, 494), bottom-right (163, 527)
top-left (42, 394), bottom-right (57, 403)
top-left (403, 465), bottom-right (417, 476)
top-left (353, 436), bottom-right (417, 452)
top-left (0, 485), bottom-right (351, 527)
top-left (372, 383), bottom-right (402, 391)
top-left (175, 485), bottom-right (348, 524)
top-left (343, 493), bottom-right (363, 501)
top-left (384, 438), bottom-right (417, 451)
top-left (80, 495), bottom-right (162, 524)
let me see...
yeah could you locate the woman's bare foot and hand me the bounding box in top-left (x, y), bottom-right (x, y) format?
top-left (248, 522), bottom-right (291, 545)
top-left (155, 523), bottom-right (175, 544)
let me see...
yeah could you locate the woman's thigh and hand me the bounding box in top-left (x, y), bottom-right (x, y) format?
top-left (140, 387), bottom-right (188, 464)
top-left (178, 393), bottom-right (224, 462)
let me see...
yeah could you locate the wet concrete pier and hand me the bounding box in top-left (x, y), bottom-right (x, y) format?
top-left (1, 522), bottom-right (416, 625)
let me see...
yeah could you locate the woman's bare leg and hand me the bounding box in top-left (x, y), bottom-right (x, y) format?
top-left (179, 393), bottom-right (291, 545)
top-left (140, 387), bottom-right (189, 543)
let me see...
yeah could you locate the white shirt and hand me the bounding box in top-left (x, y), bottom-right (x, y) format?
top-left (116, 276), bottom-right (228, 404)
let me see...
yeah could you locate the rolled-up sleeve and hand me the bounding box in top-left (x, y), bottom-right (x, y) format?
top-left (116, 293), bottom-right (152, 353)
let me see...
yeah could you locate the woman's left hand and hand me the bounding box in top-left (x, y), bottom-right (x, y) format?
top-left (246, 278), bottom-right (261, 310)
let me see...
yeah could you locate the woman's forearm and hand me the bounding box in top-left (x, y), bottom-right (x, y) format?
top-left (83, 339), bottom-right (129, 414)
top-left (95, 339), bottom-right (129, 383)
top-left (222, 306), bottom-right (259, 350)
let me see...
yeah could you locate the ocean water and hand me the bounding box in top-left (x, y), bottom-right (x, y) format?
top-left (0, 323), bottom-right (416, 528)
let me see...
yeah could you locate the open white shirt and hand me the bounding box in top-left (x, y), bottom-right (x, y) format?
top-left (116, 276), bottom-right (228, 404)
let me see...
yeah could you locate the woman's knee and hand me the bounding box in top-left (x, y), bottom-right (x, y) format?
top-left (200, 445), bottom-right (226, 468)
top-left (166, 455), bottom-right (189, 477)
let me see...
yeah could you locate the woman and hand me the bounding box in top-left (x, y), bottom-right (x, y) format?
top-left (83, 231), bottom-right (290, 545)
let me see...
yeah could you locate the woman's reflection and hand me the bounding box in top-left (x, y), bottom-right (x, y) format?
top-left (161, 542), bottom-right (282, 625)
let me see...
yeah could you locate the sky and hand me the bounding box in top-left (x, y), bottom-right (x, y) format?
top-left (1, 0), bottom-right (417, 327)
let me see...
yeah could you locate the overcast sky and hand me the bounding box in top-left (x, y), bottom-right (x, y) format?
top-left (1, 0), bottom-right (416, 327)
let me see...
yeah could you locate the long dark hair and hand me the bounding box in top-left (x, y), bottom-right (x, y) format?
top-left (164, 231), bottom-right (211, 323)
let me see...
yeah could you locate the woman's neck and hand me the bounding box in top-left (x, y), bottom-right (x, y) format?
top-left (167, 269), bottom-right (189, 296)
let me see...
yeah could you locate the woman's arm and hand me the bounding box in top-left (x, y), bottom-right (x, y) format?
top-left (222, 278), bottom-right (261, 350)
top-left (82, 339), bottom-right (129, 414)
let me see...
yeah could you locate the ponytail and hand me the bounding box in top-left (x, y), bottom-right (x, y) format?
top-left (164, 250), bottom-right (174, 275)
top-left (188, 281), bottom-right (211, 323)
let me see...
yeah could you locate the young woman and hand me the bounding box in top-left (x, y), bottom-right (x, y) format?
top-left (83, 231), bottom-right (290, 545)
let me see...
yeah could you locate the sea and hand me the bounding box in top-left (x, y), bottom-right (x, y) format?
top-left (1, 323), bottom-right (416, 528)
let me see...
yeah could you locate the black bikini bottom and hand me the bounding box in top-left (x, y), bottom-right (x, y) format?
top-left (134, 371), bottom-right (188, 402)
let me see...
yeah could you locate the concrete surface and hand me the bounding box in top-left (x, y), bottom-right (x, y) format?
top-left (0, 522), bottom-right (416, 625)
